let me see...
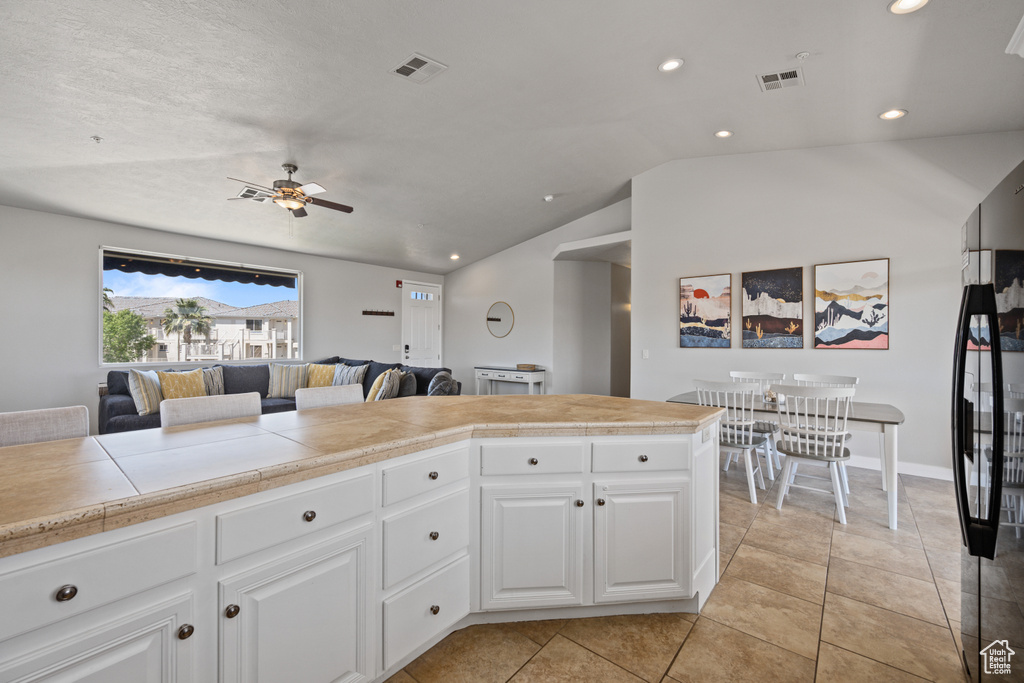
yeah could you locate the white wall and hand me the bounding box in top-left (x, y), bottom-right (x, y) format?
top-left (444, 198), bottom-right (631, 394)
top-left (0, 205), bottom-right (442, 433)
top-left (630, 132), bottom-right (1024, 473)
top-left (553, 261), bottom-right (612, 395)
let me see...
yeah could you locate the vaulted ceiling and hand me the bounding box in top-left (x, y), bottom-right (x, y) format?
top-left (1, 1), bottom-right (1022, 273)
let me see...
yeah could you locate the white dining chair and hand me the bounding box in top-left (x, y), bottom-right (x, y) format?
top-left (295, 384), bottom-right (364, 410)
top-left (773, 384), bottom-right (856, 523)
top-left (0, 406), bottom-right (89, 447)
top-left (695, 380), bottom-right (767, 504)
top-left (730, 371), bottom-right (785, 478)
top-left (791, 374), bottom-right (859, 493)
top-left (159, 392), bottom-right (262, 428)
top-left (999, 398), bottom-right (1024, 538)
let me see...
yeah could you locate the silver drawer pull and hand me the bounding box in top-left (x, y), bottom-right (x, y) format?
top-left (428, 471), bottom-right (439, 480)
top-left (597, 498), bottom-right (606, 506)
top-left (178, 624), bottom-right (194, 640)
top-left (303, 510), bottom-right (317, 522)
top-left (429, 531), bottom-right (440, 541)
top-left (528, 458), bottom-right (539, 466)
top-left (638, 454), bottom-right (649, 463)
top-left (575, 499), bottom-right (585, 507)
top-left (225, 604), bottom-right (240, 619)
top-left (55, 585), bottom-right (78, 602)
top-left (430, 605), bottom-right (440, 615)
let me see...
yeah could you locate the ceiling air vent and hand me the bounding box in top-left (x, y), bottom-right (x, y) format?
top-left (237, 187), bottom-right (274, 203)
top-left (756, 67), bottom-right (805, 93)
top-left (392, 53), bottom-right (448, 84)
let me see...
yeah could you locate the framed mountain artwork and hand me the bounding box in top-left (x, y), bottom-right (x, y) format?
top-left (741, 267), bottom-right (803, 348)
top-left (679, 274), bottom-right (731, 348)
top-left (813, 258), bottom-right (889, 349)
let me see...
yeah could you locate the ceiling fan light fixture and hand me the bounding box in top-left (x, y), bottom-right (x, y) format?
top-left (274, 196), bottom-right (306, 211)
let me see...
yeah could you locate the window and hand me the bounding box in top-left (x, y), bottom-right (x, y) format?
top-left (410, 291), bottom-right (434, 300)
top-left (101, 247), bottom-right (302, 365)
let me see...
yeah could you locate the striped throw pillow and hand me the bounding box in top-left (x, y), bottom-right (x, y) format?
top-left (128, 368), bottom-right (163, 416)
top-left (333, 363), bottom-right (369, 387)
top-left (370, 368), bottom-right (402, 401)
top-left (203, 366), bottom-right (225, 396)
top-left (306, 363), bottom-right (337, 388)
top-left (268, 363), bottom-right (308, 398)
top-left (158, 368), bottom-right (207, 400)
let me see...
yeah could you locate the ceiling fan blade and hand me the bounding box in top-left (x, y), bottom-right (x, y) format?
top-left (298, 182), bottom-right (326, 196)
top-left (290, 207), bottom-right (308, 218)
top-left (307, 196), bottom-right (354, 213)
top-left (227, 177), bottom-right (276, 193)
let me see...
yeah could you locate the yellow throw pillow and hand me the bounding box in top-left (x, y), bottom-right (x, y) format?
top-left (306, 363), bottom-right (336, 389)
top-left (157, 368), bottom-right (207, 400)
top-left (365, 369), bottom-right (390, 401)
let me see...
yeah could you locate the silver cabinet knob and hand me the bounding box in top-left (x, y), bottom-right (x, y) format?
top-left (178, 624), bottom-right (194, 640)
top-left (303, 510), bottom-right (317, 522)
top-left (596, 498), bottom-right (606, 506)
top-left (638, 454), bottom-right (649, 463)
top-left (430, 605), bottom-right (440, 615)
top-left (429, 531), bottom-right (440, 540)
top-left (55, 585), bottom-right (78, 602)
top-left (428, 471), bottom-right (439, 480)
top-left (528, 458), bottom-right (539, 466)
top-left (225, 604), bottom-right (240, 619)
top-left (575, 499), bottom-right (585, 507)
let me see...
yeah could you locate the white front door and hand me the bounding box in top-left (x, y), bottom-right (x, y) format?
top-left (401, 282), bottom-right (441, 367)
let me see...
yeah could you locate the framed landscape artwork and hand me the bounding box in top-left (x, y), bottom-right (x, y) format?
top-left (995, 249), bottom-right (1024, 352)
top-left (967, 250), bottom-right (992, 350)
top-left (813, 258), bottom-right (889, 349)
top-left (741, 267), bottom-right (803, 348)
top-left (679, 274), bottom-right (731, 348)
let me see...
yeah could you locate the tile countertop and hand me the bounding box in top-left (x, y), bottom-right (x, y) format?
top-left (0, 394), bottom-right (723, 558)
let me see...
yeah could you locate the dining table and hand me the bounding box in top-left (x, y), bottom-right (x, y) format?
top-left (667, 390), bottom-right (907, 530)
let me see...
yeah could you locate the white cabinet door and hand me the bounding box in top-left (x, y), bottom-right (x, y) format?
top-left (0, 594), bottom-right (193, 683)
top-left (593, 480), bottom-right (690, 604)
top-left (480, 483), bottom-right (585, 610)
top-left (219, 527), bottom-right (373, 683)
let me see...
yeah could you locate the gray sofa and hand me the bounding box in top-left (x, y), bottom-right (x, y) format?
top-left (98, 357), bottom-right (460, 434)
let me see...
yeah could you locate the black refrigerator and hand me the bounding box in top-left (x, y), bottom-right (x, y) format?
top-left (954, 158), bottom-right (1024, 681)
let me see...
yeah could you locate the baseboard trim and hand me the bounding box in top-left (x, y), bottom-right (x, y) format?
top-left (846, 454), bottom-right (953, 482)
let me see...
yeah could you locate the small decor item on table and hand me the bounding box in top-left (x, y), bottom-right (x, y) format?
top-left (742, 267), bottom-right (803, 348)
top-left (763, 389), bottom-right (778, 404)
top-left (679, 274), bottom-right (731, 348)
top-left (516, 364), bottom-right (538, 371)
top-left (813, 258), bottom-right (889, 349)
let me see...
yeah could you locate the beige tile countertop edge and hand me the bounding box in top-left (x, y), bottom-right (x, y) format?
top-left (0, 397), bottom-right (723, 556)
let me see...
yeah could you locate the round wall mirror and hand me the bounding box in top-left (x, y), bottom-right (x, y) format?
top-left (486, 302), bottom-right (514, 338)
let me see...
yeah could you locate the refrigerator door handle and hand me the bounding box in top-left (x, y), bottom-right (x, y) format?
top-left (952, 283), bottom-right (1004, 559)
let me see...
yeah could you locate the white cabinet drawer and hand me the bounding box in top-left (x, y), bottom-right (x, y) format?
top-left (382, 447), bottom-right (468, 506)
top-left (0, 523), bottom-right (196, 642)
top-left (383, 555), bottom-right (470, 670)
top-left (382, 489), bottom-right (469, 589)
top-left (591, 440), bottom-right (691, 473)
top-left (217, 473), bottom-right (373, 564)
top-left (512, 373), bottom-right (528, 380)
top-left (480, 442), bottom-right (584, 476)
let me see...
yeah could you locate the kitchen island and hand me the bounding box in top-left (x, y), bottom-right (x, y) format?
top-left (0, 394), bottom-right (722, 683)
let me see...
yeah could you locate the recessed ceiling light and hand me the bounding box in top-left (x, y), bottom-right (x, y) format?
top-left (658, 58), bottom-right (684, 73)
top-left (450, 254), bottom-right (460, 260)
top-left (888, 0), bottom-right (928, 14)
top-left (715, 130), bottom-right (733, 138)
top-left (543, 194), bottom-right (554, 202)
top-left (879, 109), bottom-right (908, 120)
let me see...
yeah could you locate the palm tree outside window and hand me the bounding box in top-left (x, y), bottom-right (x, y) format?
top-left (162, 298), bottom-right (213, 362)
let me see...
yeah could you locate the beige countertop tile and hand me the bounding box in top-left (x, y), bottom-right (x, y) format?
top-left (0, 395), bottom-right (722, 556)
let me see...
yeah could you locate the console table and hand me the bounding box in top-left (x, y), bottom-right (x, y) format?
top-left (475, 366), bottom-right (546, 395)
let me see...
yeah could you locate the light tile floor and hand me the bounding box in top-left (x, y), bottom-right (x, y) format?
top-left (387, 457), bottom-right (965, 682)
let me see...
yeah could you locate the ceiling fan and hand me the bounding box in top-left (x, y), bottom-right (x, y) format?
top-left (227, 164), bottom-right (353, 218)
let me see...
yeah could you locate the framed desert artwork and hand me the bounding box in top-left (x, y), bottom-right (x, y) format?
top-left (813, 258), bottom-right (889, 349)
top-left (679, 274), bottom-right (731, 348)
top-left (995, 250), bottom-right (1024, 352)
top-left (741, 267), bottom-right (803, 348)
